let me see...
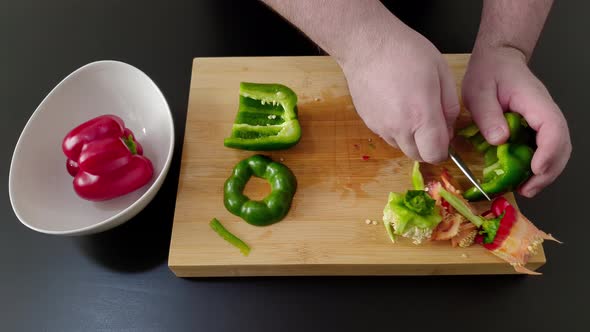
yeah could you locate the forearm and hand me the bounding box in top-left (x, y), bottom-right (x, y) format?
top-left (261, 0), bottom-right (402, 65)
top-left (474, 0), bottom-right (553, 61)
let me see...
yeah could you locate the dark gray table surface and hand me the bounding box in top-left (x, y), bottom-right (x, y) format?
top-left (1, 1), bottom-right (588, 331)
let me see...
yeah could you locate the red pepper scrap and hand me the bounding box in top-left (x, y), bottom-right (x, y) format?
top-left (483, 197), bottom-right (517, 251)
top-left (362, 155), bottom-right (370, 161)
top-left (483, 196), bottom-right (561, 274)
top-left (62, 114), bottom-right (153, 201)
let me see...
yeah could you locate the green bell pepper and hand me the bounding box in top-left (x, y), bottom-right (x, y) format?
top-left (224, 82), bottom-right (302, 151)
top-left (458, 112), bottom-right (536, 201)
top-left (463, 143), bottom-right (534, 201)
top-left (224, 154), bottom-right (297, 226)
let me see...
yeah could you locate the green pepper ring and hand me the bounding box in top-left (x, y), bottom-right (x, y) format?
top-left (223, 154), bottom-right (297, 226)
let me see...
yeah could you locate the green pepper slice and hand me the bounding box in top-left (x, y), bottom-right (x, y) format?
top-left (224, 82), bottom-right (302, 151)
top-left (224, 155), bottom-right (297, 226)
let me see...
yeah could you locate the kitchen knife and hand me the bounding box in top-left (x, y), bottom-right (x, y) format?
top-left (448, 146), bottom-right (491, 201)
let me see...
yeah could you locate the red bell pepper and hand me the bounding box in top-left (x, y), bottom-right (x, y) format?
top-left (62, 114), bottom-right (153, 201)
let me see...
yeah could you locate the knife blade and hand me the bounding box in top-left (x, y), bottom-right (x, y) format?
top-left (448, 146), bottom-right (491, 201)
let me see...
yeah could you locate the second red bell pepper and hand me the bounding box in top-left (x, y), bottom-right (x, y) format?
top-left (62, 114), bottom-right (153, 201)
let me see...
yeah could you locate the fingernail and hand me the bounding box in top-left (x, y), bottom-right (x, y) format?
top-left (485, 126), bottom-right (506, 143)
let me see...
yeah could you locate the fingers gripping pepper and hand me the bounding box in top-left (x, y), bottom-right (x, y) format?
top-left (458, 112), bottom-right (536, 201)
top-left (458, 112), bottom-right (535, 152)
top-left (224, 82), bottom-right (302, 151)
top-left (224, 155), bottom-right (297, 226)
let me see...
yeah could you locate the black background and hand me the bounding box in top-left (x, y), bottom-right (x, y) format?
top-left (1, 1), bottom-right (588, 331)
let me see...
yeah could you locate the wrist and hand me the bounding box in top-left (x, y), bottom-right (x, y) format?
top-left (472, 42), bottom-right (528, 65)
top-left (472, 0), bottom-right (552, 64)
top-left (333, 11), bottom-right (404, 70)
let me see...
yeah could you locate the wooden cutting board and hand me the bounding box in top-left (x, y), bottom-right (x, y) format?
top-left (168, 55), bottom-right (546, 277)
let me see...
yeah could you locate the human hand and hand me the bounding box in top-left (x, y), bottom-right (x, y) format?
top-left (462, 46), bottom-right (572, 197)
top-left (339, 22), bottom-right (460, 163)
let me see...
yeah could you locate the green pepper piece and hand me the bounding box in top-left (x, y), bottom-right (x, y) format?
top-left (457, 123), bottom-right (479, 138)
top-left (210, 218), bottom-right (251, 256)
top-left (458, 124), bottom-right (491, 152)
top-left (224, 82), bottom-right (302, 151)
top-left (505, 112), bottom-right (536, 147)
top-left (224, 155), bottom-right (297, 226)
top-left (463, 143), bottom-right (533, 201)
top-left (411, 161), bottom-right (425, 190)
top-left (469, 133), bottom-right (492, 153)
top-left (484, 146), bottom-right (498, 166)
top-left (505, 112), bottom-right (522, 141)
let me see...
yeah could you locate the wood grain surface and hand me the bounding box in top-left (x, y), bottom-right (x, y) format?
top-left (168, 55), bottom-right (545, 277)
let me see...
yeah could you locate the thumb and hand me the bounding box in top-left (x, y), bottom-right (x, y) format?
top-left (462, 82), bottom-right (509, 145)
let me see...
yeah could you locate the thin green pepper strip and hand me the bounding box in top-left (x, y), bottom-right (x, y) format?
top-left (458, 112), bottom-right (536, 201)
top-left (210, 218), bottom-right (251, 256)
top-left (224, 155), bottom-right (297, 226)
top-left (224, 82), bottom-right (302, 151)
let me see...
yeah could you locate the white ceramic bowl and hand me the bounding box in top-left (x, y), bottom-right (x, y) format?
top-left (9, 61), bottom-right (175, 235)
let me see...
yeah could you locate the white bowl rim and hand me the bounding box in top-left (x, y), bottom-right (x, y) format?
top-left (8, 60), bottom-right (175, 235)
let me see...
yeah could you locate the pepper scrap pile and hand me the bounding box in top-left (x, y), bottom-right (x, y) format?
top-left (383, 162), bottom-right (560, 275)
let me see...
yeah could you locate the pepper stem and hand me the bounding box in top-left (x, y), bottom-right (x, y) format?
top-left (438, 188), bottom-right (483, 227)
top-left (122, 134), bottom-right (138, 155)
